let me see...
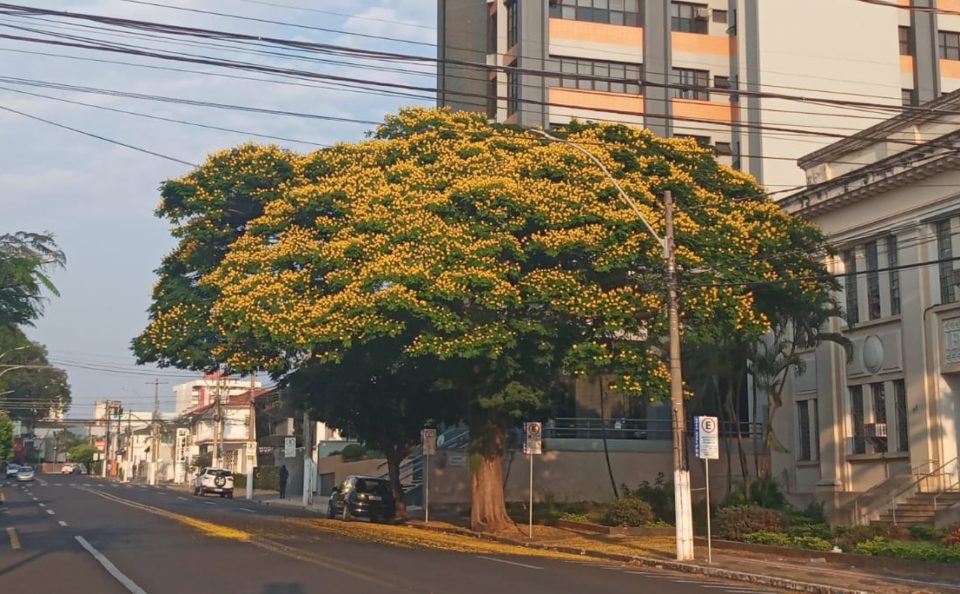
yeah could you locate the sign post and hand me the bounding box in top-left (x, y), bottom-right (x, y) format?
top-left (523, 422), bottom-right (542, 539)
top-left (694, 416), bottom-right (720, 563)
top-left (421, 428), bottom-right (437, 524)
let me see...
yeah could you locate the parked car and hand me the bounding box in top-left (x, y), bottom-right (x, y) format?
top-left (5, 464), bottom-right (20, 478)
top-left (327, 475), bottom-right (395, 522)
top-left (61, 463), bottom-right (78, 474)
top-left (74, 463), bottom-right (87, 475)
top-left (193, 467), bottom-right (234, 498)
top-left (16, 466), bottom-right (35, 482)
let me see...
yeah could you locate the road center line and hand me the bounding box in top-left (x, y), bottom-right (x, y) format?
top-left (237, 508), bottom-right (255, 513)
top-left (38, 503), bottom-right (45, 507)
top-left (177, 496), bottom-right (188, 501)
top-left (46, 509), bottom-right (55, 515)
top-left (6, 527), bottom-right (20, 550)
top-left (58, 520), bottom-right (68, 527)
top-left (75, 536), bottom-right (148, 594)
top-left (203, 501), bottom-right (215, 506)
top-left (476, 556), bottom-right (543, 570)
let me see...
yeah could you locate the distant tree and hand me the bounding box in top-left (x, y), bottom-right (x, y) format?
top-left (0, 232), bottom-right (65, 329)
top-left (67, 443), bottom-right (96, 465)
top-left (0, 341), bottom-right (71, 422)
top-left (0, 411), bottom-right (13, 463)
top-left (191, 451), bottom-right (213, 471)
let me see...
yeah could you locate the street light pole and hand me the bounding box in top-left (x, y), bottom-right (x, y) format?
top-left (530, 130), bottom-right (694, 560)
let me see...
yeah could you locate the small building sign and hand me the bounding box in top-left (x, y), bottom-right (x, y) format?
top-left (283, 437), bottom-right (296, 458)
top-left (944, 318), bottom-right (960, 365)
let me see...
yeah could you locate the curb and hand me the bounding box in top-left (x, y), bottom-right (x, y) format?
top-left (408, 523), bottom-right (871, 594)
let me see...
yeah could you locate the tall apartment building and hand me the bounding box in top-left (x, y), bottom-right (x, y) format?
top-left (438, 0), bottom-right (960, 191)
top-left (173, 372), bottom-right (261, 415)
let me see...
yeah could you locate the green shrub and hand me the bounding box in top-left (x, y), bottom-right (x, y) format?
top-left (798, 500), bottom-right (828, 524)
top-left (856, 537), bottom-right (960, 562)
top-left (622, 473), bottom-right (673, 522)
top-left (743, 531), bottom-right (791, 546)
top-left (909, 524), bottom-right (943, 541)
top-left (601, 497), bottom-right (655, 527)
top-left (832, 525), bottom-right (881, 552)
top-left (791, 535), bottom-right (833, 551)
top-left (255, 465), bottom-right (280, 491)
top-left (558, 512), bottom-right (590, 522)
top-left (786, 523), bottom-right (832, 540)
top-left (748, 477), bottom-right (788, 510)
top-left (340, 444), bottom-right (367, 462)
top-left (715, 505), bottom-right (785, 540)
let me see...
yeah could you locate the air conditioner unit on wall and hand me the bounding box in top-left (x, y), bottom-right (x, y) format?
top-left (696, 6), bottom-right (711, 19)
top-left (865, 423), bottom-right (888, 438)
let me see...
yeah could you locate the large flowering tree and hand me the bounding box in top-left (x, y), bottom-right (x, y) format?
top-left (135, 108), bottom-right (832, 532)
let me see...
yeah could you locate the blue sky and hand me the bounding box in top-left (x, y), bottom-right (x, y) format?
top-left (1, 0), bottom-right (436, 417)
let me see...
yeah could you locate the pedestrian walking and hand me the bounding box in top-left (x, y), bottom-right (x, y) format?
top-left (279, 464), bottom-right (289, 499)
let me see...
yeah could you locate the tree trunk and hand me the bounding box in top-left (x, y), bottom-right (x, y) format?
top-left (385, 445), bottom-right (408, 521)
top-left (599, 379), bottom-right (619, 499)
top-left (470, 425), bottom-right (512, 532)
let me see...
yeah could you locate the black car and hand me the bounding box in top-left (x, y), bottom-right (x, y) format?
top-left (327, 475), bottom-right (395, 522)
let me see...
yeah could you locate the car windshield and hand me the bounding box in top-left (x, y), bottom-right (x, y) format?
top-left (355, 479), bottom-right (390, 497)
top-left (18, 467), bottom-right (32, 472)
top-left (207, 469), bottom-right (231, 477)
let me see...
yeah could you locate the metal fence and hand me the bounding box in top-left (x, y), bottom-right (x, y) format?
top-left (542, 417), bottom-right (762, 441)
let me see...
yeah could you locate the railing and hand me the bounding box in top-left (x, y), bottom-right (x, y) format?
top-left (855, 456), bottom-right (958, 526)
top-left (542, 417), bottom-right (762, 441)
top-left (934, 479), bottom-right (960, 510)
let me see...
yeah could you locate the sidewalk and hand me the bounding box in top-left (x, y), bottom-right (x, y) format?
top-left (402, 519), bottom-right (960, 594)
top-left (258, 495), bottom-right (330, 515)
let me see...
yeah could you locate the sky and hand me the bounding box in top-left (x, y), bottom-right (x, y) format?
top-left (1, 0), bottom-right (437, 417)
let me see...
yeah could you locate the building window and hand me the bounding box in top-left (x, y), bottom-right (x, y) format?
top-left (866, 240), bottom-right (881, 320)
top-left (899, 26), bottom-right (913, 56)
top-left (714, 141), bottom-right (733, 155)
top-left (671, 1), bottom-right (709, 34)
top-left (712, 9), bottom-right (728, 24)
top-left (507, 0), bottom-right (519, 49)
top-left (894, 379), bottom-right (909, 452)
top-left (843, 249), bottom-right (859, 324)
top-left (487, 74), bottom-right (498, 118)
top-left (714, 75), bottom-right (731, 89)
top-left (544, 56), bottom-right (642, 94)
top-left (851, 385), bottom-right (866, 455)
top-left (939, 30), bottom-right (960, 60)
top-left (902, 88), bottom-right (917, 107)
top-left (507, 60), bottom-right (519, 116)
top-left (888, 235), bottom-right (900, 315)
top-left (673, 68), bottom-right (710, 100)
top-left (937, 219), bottom-right (956, 304)
top-left (549, 0), bottom-right (643, 27)
top-left (797, 400), bottom-right (811, 462)
top-left (871, 382), bottom-right (887, 453)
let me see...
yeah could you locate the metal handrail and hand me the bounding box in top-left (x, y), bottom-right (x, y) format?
top-left (857, 456), bottom-right (959, 525)
top-left (934, 480), bottom-right (960, 510)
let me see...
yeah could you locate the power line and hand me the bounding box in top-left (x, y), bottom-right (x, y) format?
top-left (231, 0), bottom-right (435, 30)
top-left (0, 102), bottom-right (197, 166)
top-left (0, 85), bottom-right (330, 147)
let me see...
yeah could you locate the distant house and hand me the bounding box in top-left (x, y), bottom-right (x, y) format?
top-left (182, 388), bottom-right (267, 475)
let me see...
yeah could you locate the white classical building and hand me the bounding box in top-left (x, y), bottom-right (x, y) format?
top-left (776, 90), bottom-right (960, 518)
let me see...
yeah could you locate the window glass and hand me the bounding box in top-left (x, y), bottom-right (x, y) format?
top-left (851, 385), bottom-right (866, 455)
top-left (938, 219), bottom-right (956, 304)
top-left (866, 241), bottom-right (880, 320)
top-left (887, 235), bottom-right (901, 315)
top-left (550, 0), bottom-right (642, 27)
top-left (797, 400), bottom-right (811, 461)
top-left (843, 249), bottom-right (859, 324)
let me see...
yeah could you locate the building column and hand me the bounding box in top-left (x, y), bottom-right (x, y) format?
top-left (912, 0), bottom-right (941, 103)
top-left (644, 0), bottom-right (673, 137)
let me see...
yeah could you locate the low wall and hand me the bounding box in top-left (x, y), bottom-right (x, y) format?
top-left (428, 445), bottom-right (753, 505)
top-left (316, 455), bottom-right (387, 492)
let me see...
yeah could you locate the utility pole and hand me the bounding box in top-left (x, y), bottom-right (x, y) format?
top-left (103, 404), bottom-right (111, 478)
top-left (246, 371), bottom-right (256, 500)
top-left (147, 379), bottom-right (167, 485)
top-left (302, 410), bottom-right (313, 507)
top-left (215, 372), bottom-right (225, 469)
top-left (665, 190), bottom-right (694, 560)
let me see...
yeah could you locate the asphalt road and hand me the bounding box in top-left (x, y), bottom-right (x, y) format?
top-left (0, 473), bottom-right (785, 594)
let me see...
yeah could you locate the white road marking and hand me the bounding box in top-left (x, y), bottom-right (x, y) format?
top-left (58, 520), bottom-right (68, 527)
top-left (54, 483), bottom-right (62, 487)
top-left (38, 503), bottom-right (45, 507)
top-left (237, 508), bottom-right (255, 513)
top-left (75, 536), bottom-right (148, 594)
top-left (203, 501), bottom-right (215, 506)
top-left (476, 556), bottom-right (543, 570)
top-left (6, 527), bottom-right (20, 550)
top-left (177, 496), bottom-right (188, 501)
top-left (624, 571), bottom-right (661, 576)
top-left (46, 509), bottom-right (55, 515)
top-left (31, 497), bottom-right (37, 502)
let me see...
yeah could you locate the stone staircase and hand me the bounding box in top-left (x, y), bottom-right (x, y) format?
top-left (872, 491), bottom-right (960, 526)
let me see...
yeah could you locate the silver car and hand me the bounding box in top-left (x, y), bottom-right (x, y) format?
top-left (5, 464), bottom-right (20, 478)
top-left (16, 466), bottom-right (35, 482)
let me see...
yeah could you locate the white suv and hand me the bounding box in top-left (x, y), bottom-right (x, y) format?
top-left (193, 467), bottom-right (234, 498)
